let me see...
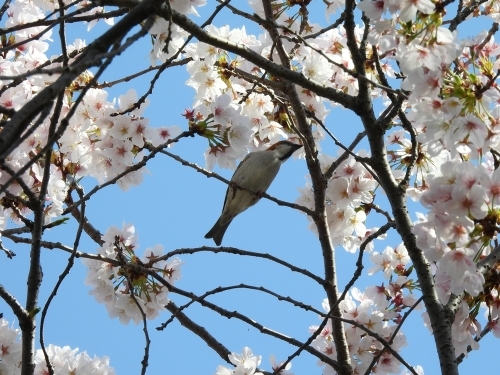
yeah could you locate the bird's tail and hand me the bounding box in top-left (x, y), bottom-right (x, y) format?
top-left (205, 219), bottom-right (231, 246)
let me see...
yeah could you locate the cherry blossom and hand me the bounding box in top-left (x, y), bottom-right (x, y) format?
top-left (399, 0), bottom-right (435, 22)
top-left (215, 347), bottom-right (265, 375)
top-left (83, 224), bottom-right (181, 324)
top-left (0, 319), bottom-right (115, 375)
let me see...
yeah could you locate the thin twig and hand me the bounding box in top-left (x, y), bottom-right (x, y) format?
top-left (160, 246), bottom-right (325, 285)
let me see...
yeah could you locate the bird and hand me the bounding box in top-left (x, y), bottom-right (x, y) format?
top-left (205, 140), bottom-right (302, 246)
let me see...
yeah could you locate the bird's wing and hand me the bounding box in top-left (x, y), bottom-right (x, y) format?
top-left (220, 152), bottom-right (253, 214)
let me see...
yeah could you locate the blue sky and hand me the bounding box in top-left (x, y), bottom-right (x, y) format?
top-left (1, 1), bottom-right (499, 374)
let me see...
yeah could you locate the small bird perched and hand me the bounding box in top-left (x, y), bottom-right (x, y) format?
top-left (205, 140), bottom-right (302, 246)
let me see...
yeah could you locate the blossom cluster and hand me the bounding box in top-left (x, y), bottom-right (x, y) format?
top-left (296, 153), bottom-right (378, 252)
top-left (382, 127), bottom-right (500, 359)
top-left (310, 242), bottom-right (420, 375)
top-left (0, 318), bottom-right (21, 374)
top-left (410, 157), bottom-right (500, 355)
top-left (2, 80), bottom-right (182, 223)
top-left (182, 22), bottom-right (328, 170)
top-left (83, 223), bottom-right (182, 324)
top-left (34, 345), bottom-right (115, 375)
top-left (214, 347), bottom-right (292, 375)
top-left (148, 0), bottom-right (208, 65)
top-left (0, 318), bottom-right (115, 375)
top-left (359, 0), bottom-right (500, 163)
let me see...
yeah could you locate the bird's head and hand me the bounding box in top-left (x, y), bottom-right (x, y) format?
top-left (266, 140), bottom-right (303, 161)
